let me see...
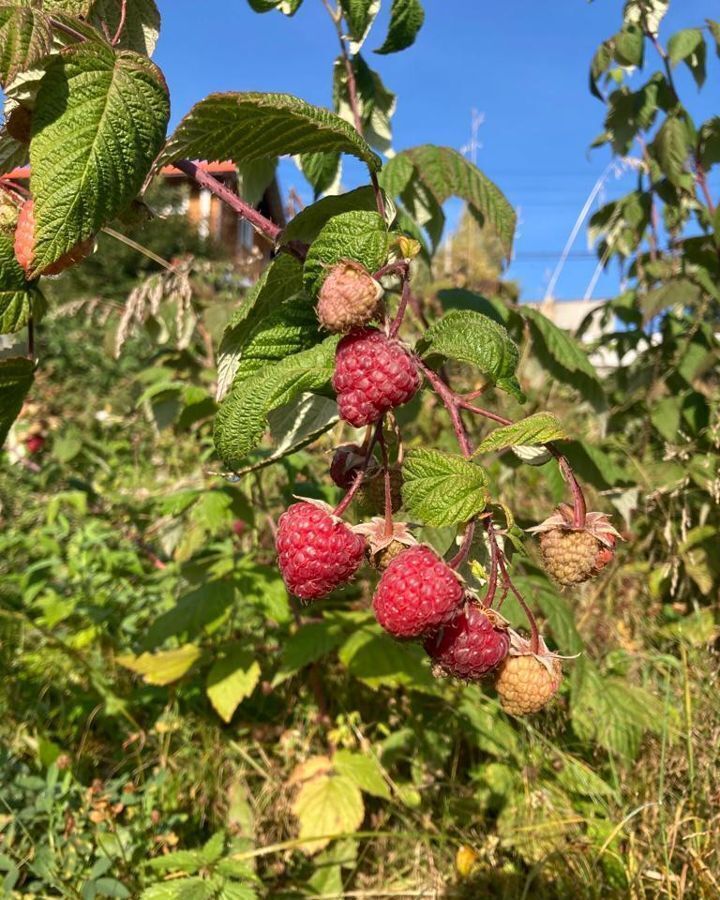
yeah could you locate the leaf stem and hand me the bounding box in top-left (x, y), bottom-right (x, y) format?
top-left (333, 419), bottom-right (383, 517)
top-left (111, 0), bottom-right (128, 46)
top-left (448, 519), bottom-right (476, 570)
top-left (417, 362), bottom-right (472, 458)
top-left (389, 276), bottom-right (411, 338)
top-left (496, 551), bottom-right (540, 653)
top-left (377, 425), bottom-right (394, 537)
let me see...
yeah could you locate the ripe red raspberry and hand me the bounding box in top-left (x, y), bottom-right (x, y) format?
top-left (329, 443), bottom-right (368, 489)
top-left (25, 434), bottom-right (45, 455)
top-left (332, 327), bottom-right (420, 427)
top-left (317, 260), bottom-right (383, 332)
top-left (14, 199), bottom-right (94, 277)
top-left (275, 501), bottom-right (365, 601)
top-left (372, 545), bottom-right (463, 640)
top-left (424, 604), bottom-right (510, 681)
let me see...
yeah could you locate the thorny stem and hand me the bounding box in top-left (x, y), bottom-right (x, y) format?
top-left (173, 159), bottom-right (288, 250)
top-left (377, 426), bottom-right (394, 538)
top-left (333, 419), bottom-right (383, 517)
top-left (111, 0), bottom-right (128, 46)
top-left (321, 0), bottom-right (387, 220)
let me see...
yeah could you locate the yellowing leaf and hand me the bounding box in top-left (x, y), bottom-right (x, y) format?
top-left (117, 644), bottom-right (201, 685)
top-left (205, 646), bottom-right (261, 723)
top-left (291, 771), bottom-right (364, 855)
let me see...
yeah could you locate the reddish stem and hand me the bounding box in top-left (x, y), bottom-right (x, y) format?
top-left (389, 278), bottom-right (411, 339)
top-left (457, 399), bottom-right (512, 427)
top-left (695, 155), bottom-right (716, 216)
top-left (418, 362), bottom-right (472, 458)
top-left (549, 449), bottom-right (587, 528)
top-left (333, 419), bottom-right (382, 517)
top-left (377, 426), bottom-right (394, 538)
top-left (497, 553), bottom-right (540, 654)
top-left (448, 519), bottom-right (476, 570)
top-left (111, 0), bottom-right (127, 45)
top-left (173, 159), bottom-right (284, 247)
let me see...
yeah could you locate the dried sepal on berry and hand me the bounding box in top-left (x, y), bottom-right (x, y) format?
top-left (493, 632), bottom-right (563, 716)
top-left (317, 260), bottom-right (383, 333)
top-left (354, 517), bottom-right (417, 571)
top-left (329, 442), bottom-right (375, 490)
top-left (527, 503), bottom-right (622, 586)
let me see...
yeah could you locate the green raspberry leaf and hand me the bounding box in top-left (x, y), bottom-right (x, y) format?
top-left (247, 0), bottom-right (303, 14)
top-left (339, 0), bottom-right (379, 50)
top-left (0, 356), bottom-right (34, 447)
top-left (216, 254), bottom-right (311, 401)
top-left (523, 308), bottom-right (604, 409)
top-left (0, 5), bottom-right (52, 88)
top-left (297, 151), bottom-right (341, 199)
top-left (214, 337), bottom-right (339, 471)
top-left (0, 231), bottom-right (43, 335)
top-left (380, 145), bottom-right (516, 258)
top-left (159, 92), bottom-right (381, 173)
top-left (475, 413), bottom-right (568, 455)
top-left (29, 41), bottom-right (169, 277)
top-left (419, 309), bottom-right (523, 401)
top-left (89, 0), bottom-right (161, 56)
top-left (375, 0), bottom-right (424, 55)
top-left (282, 186), bottom-right (393, 245)
top-left (402, 448), bottom-right (488, 527)
top-left (206, 645), bottom-right (261, 724)
top-left (303, 210), bottom-right (389, 295)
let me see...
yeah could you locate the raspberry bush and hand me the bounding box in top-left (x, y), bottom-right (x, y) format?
top-left (0, 0), bottom-right (718, 893)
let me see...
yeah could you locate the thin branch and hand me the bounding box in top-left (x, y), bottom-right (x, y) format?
top-left (418, 362), bottom-right (472, 458)
top-left (102, 226), bottom-right (173, 271)
top-left (173, 159), bottom-right (283, 246)
top-left (333, 419), bottom-right (383, 517)
top-left (448, 519), bottom-right (476, 570)
top-left (111, 0), bottom-right (128, 46)
top-left (389, 277), bottom-right (411, 338)
top-left (694, 155), bottom-right (716, 217)
top-left (481, 519), bottom-right (499, 607)
top-left (497, 552), bottom-right (540, 654)
top-left (377, 426), bottom-right (394, 537)
top-left (48, 16), bottom-right (87, 43)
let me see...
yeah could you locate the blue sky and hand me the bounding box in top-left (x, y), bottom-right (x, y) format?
top-left (155, 1), bottom-right (719, 301)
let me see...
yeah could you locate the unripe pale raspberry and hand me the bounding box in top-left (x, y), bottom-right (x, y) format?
top-left (539, 529), bottom-right (603, 586)
top-left (332, 327), bottom-right (420, 427)
top-left (317, 260), bottom-right (383, 332)
top-left (494, 654), bottom-right (562, 716)
top-left (528, 505), bottom-right (621, 587)
top-left (372, 545), bottom-right (463, 640)
top-left (275, 501), bottom-right (365, 601)
top-left (14, 199), bottom-right (94, 277)
top-left (425, 604), bottom-right (510, 681)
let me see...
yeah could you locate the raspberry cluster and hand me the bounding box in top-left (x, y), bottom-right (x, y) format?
top-left (268, 253), bottom-right (620, 719)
